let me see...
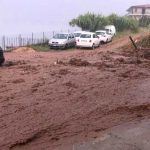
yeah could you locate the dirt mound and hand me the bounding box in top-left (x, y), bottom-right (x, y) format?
top-left (13, 47), bottom-right (36, 53)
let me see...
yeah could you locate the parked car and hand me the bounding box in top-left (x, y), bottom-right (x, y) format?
top-left (76, 32), bottom-right (100, 49)
top-left (73, 31), bottom-right (83, 41)
top-left (105, 25), bottom-right (116, 36)
top-left (96, 30), bottom-right (113, 43)
top-left (49, 33), bottom-right (76, 49)
top-left (0, 47), bottom-right (5, 66)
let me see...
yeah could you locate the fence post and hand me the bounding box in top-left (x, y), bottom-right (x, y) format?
top-left (2, 36), bottom-right (6, 51)
top-left (32, 33), bottom-right (34, 45)
top-left (43, 32), bottom-right (45, 44)
top-left (18, 34), bottom-right (22, 47)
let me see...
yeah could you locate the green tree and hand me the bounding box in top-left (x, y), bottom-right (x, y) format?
top-left (69, 12), bottom-right (139, 32)
top-left (69, 12), bottom-right (108, 32)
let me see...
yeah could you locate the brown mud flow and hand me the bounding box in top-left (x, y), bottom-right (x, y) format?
top-left (0, 34), bottom-right (150, 150)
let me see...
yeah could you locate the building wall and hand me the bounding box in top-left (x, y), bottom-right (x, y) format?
top-left (131, 7), bottom-right (150, 14)
top-left (131, 8), bottom-right (142, 14)
top-left (128, 7), bottom-right (150, 20)
top-left (145, 8), bottom-right (150, 14)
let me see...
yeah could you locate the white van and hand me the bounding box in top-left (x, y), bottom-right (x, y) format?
top-left (73, 31), bottom-right (83, 42)
top-left (105, 25), bottom-right (116, 36)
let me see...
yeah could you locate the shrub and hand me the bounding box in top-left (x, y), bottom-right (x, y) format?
top-left (139, 16), bottom-right (150, 27)
top-left (69, 12), bottom-right (109, 32)
top-left (69, 13), bottom-right (139, 32)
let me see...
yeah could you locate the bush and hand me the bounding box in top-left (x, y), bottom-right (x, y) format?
top-left (109, 15), bottom-right (139, 32)
top-left (69, 12), bottom-right (109, 32)
top-left (139, 16), bottom-right (150, 27)
top-left (69, 13), bottom-right (139, 32)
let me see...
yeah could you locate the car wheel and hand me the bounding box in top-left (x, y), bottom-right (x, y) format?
top-left (98, 42), bottom-right (101, 47)
top-left (64, 44), bottom-right (68, 49)
top-left (92, 44), bottom-right (95, 50)
top-left (100, 41), bottom-right (105, 44)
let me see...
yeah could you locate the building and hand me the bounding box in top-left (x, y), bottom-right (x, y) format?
top-left (127, 4), bottom-right (150, 20)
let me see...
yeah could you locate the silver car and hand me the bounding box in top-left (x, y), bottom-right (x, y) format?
top-left (49, 33), bottom-right (76, 49)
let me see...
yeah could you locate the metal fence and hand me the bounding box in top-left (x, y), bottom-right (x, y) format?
top-left (0, 29), bottom-right (77, 51)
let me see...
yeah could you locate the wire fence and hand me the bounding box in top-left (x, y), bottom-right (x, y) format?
top-left (0, 29), bottom-right (77, 51)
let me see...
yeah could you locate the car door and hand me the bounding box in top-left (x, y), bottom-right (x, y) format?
top-left (96, 35), bottom-right (100, 45)
top-left (93, 34), bottom-right (99, 46)
top-left (68, 34), bottom-right (72, 47)
top-left (70, 34), bottom-right (76, 46)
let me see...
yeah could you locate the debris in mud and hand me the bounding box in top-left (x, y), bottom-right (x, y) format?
top-left (19, 65), bottom-right (38, 73)
top-left (68, 58), bottom-right (91, 66)
top-left (119, 70), bottom-right (133, 78)
top-left (64, 81), bottom-right (78, 88)
top-left (12, 78), bottom-right (25, 84)
top-left (141, 48), bottom-right (150, 59)
top-left (58, 69), bottom-right (70, 75)
top-left (101, 54), bottom-right (114, 61)
top-left (54, 59), bottom-right (65, 65)
top-left (51, 137), bottom-right (60, 141)
top-left (114, 57), bottom-right (125, 64)
top-left (4, 60), bottom-right (27, 67)
top-left (118, 69), bottom-right (148, 79)
top-left (93, 61), bottom-right (115, 70)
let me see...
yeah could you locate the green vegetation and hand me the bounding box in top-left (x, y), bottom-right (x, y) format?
top-left (136, 34), bottom-right (150, 48)
top-left (30, 43), bottom-right (50, 52)
top-left (69, 13), bottom-right (108, 32)
top-left (139, 16), bottom-right (150, 27)
top-left (69, 12), bottom-right (150, 33)
top-left (107, 14), bottom-right (139, 32)
top-left (29, 43), bottom-right (75, 52)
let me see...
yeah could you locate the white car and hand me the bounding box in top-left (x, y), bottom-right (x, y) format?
top-left (76, 32), bottom-right (100, 49)
top-left (74, 31), bottom-right (83, 42)
top-left (49, 33), bottom-right (76, 49)
top-left (96, 30), bottom-right (113, 44)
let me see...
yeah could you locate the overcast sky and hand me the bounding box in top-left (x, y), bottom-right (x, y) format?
top-left (0, 0), bottom-right (149, 35)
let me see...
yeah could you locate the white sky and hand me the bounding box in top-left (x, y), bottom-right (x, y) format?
top-left (0, 0), bottom-right (149, 35)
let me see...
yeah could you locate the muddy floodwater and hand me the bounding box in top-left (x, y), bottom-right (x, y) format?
top-left (0, 35), bottom-right (150, 150)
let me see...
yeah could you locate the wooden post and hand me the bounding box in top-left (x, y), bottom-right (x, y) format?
top-left (129, 36), bottom-right (140, 63)
top-left (129, 36), bottom-right (138, 50)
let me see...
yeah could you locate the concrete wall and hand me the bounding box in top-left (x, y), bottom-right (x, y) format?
top-left (145, 8), bottom-right (150, 14)
top-left (130, 7), bottom-right (150, 15)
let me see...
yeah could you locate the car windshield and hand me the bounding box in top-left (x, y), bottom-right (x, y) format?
top-left (80, 34), bottom-right (91, 38)
top-left (53, 34), bottom-right (68, 39)
top-left (105, 29), bottom-right (110, 33)
top-left (74, 33), bottom-right (81, 37)
top-left (96, 32), bottom-right (105, 36)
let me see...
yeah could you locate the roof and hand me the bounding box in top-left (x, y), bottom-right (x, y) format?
top-left (127, 4), bottom-right (150, 11)
top-left (80, 31), bottom-right (95, 34)
top-left (96, 30), bottom-right (107, 33)
top-left (73, 31), bottom-right (82, 33)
